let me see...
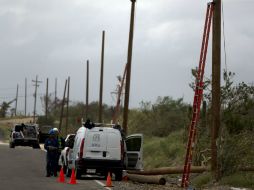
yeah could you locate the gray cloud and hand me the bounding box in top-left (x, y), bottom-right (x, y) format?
top-left (0, 0), bottom-right (253, 115)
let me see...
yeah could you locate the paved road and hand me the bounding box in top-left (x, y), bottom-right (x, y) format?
top-left (0, 144), bottom-right (111, 190)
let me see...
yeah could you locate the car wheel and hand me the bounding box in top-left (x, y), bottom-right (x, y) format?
top-left (9, 142), bottom-right (15, 148)
top-left (115, 170), bottom-right (123, 181)
top-left (33, 143), bottom-right (40, 149)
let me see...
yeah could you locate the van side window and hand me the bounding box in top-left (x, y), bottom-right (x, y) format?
top-left (126, 138), bottom-right (141, 151)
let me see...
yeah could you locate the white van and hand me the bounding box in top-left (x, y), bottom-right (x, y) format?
top-left (72, 123), bottom-right (143, 180)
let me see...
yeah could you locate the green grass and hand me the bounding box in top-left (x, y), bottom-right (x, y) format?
top-left (143, 130), bottom-right (185, 169)
top-left (191, 172), bottom-right (212, 188)
top-left (0, 124), bottom-right (11, 142)
top-left (220, 172), bottom-right (254, 189)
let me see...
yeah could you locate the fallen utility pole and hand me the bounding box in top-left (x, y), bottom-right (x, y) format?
top-left (128, 166), bottom-right (208, 175)
top-left (126, 174), bottom-right (166, 185)
top-left (98, 30), bottom-right (105, 123)
top-left (59, 79), bottom-right (67, 132)
top-left (211, 0), bottom-right (221, 181)
top-left (123, 0), bottom-right (137, 135)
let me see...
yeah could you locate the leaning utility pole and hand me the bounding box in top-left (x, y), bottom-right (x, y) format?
top-left (211, 0), bottom-right (221, 180)
top-left (113, 64), bottom-right (127, 124)
top-left (59, 79), bottom-right (67, 132)
top-left (123, 0), bottom-right (137, 135)
top-left (99, 30), bottom-right (105, 123)
top-left (32, 75), bottom-right (42, 123)
top-left (85, 60), bottom-right (90, 120)
top-left (15, 84), bottom-right (19, 116)
top-left (25, 78), bottom-right (27, 117)
top-left (65, 77), bottom-right (70, 136)
top-left (45, 78), bottom-right (49, 120)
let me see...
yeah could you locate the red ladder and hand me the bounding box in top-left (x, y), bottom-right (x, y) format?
top-left (181, 2), bottom-right (214, 188)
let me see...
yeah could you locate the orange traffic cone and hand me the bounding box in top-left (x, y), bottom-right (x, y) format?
top-left (122, 170), bottom-right (128, 182)
top-left (105, 172), bottom-right (113, 187)
top-left (58, 167), bottom-right (65, 183)
top-left (68, 169), bottom-right (77, 185)
top-left (122, 176), bottom-right (128, 182)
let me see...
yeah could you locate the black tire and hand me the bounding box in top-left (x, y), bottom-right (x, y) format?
top-left (75, 168), bottom-right (82, 179)
top-left (9, 142), bottom-right (15, 148)
top-left (115, 170), bottom-right (123, 181)
top-left (33, 143), bottom-right (41, 149)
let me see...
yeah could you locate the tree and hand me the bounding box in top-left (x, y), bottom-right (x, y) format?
top-left (0, 102), bottom-right (11, 118)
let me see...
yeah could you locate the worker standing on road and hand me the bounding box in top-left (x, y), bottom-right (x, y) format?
top-left (44, 129), bottom-right (59, 177)
top-left (52, 128), bottom-right (65, 170)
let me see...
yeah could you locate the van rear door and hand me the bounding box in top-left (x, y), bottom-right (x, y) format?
top-left (85, 127), bottom-right (107, 159)
top-left (125, 134), bottom-right (143, 170)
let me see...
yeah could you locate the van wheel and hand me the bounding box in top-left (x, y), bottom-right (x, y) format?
top-left (75, 168), bottom-right (82, 179)
top-left (115, 170), bottom-right (123, 181)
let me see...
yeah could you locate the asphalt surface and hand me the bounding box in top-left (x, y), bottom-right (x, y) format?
top-left (0, 144), bottom-right (110, 190)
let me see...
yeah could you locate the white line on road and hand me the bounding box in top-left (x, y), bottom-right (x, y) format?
top-left (87, 175), bottom-right (111, 190)
top-left (94, 179), bottom-right (111, 190)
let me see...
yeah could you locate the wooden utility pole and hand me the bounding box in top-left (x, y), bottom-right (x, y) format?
top-left (99, 30), bottom-right (105, 123)
top-left (65, 77), bottom-right (70, 136)
top-left (45, 78), bottom-right (49, 120)
top-left (123, 0), bottom-right (137, 135)
top-left (15, 84), bottom-right (19, 116)
top-left (211, 0), bottom-right (221, 180)
top-left (55, 78), bottom-right (57, 110)
top-left (25, 78), bottom-right (27, 117)
top-left (32, 75), bottom-right (42, 123)
top-left (59, 79), bottom-right (67, 132)
top-left (85, 60), bottom-right (89, 120)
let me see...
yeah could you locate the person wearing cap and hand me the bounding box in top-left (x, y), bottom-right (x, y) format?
top-left (52, 128), bottom-right (65, 170)
top-left (44, 129), bottom-right (59, 177)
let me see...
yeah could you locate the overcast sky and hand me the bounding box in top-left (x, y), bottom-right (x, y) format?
top-left (0, 0), bottom-right (253, 115)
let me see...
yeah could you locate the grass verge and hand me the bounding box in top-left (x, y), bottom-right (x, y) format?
top-left (143, 130), bottom-right (185, 169)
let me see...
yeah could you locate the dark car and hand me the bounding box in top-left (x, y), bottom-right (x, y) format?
top-left (38, 125), bottom-right (53, 143)
top-left (9, 123), bottom-right (40, 149)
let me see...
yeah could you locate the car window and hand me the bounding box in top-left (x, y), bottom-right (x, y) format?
top-left (14, 125), bottom-right (23, 132)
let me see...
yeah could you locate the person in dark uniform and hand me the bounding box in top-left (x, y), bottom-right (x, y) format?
top-left (44, 129), bottom-right (58, 177)
top-left (52, 128), bottom-right (65, 171)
